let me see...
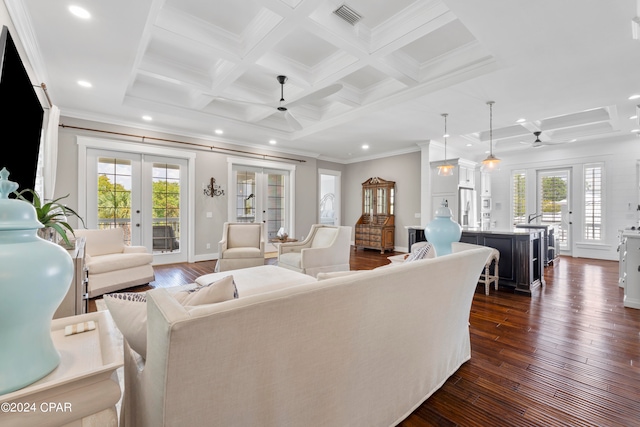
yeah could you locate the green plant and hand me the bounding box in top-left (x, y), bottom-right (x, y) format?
top-left (14, 189), bottom-right (86, 246)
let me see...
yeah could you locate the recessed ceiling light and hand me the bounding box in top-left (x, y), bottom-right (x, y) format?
top-left (77, 80), bottom-right (92, 88)
top-left (629, 94), bottom-right (640, 100)
top-left (69, 5), bottom-right (90, 19)
top-left (269, 139), bottom-right (277, 145)
top-left (630, 115), bottom-right (638, 120)
top-left (362, 144), bottom-right (369, 150)
top-left (214, 129), bottom-right (223, 135)
top-left (631, 129), bottom-right (640, 133)
top-left (142, 115), bottom-right (152, 121)
top-left (466, 143), bottom-right (472, 147)
top-left (443, 133), bottom-right (450, 138)
top-left (516, 118), bottom-right (526, 123)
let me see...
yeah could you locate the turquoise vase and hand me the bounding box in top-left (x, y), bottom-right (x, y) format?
top-left (0, 168), bottom-right (73, 394)
top-left (424, 199), bottom-right (462, 256)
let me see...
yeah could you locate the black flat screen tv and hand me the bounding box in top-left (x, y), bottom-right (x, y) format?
top-left (0, 25), bottom-right (45, 201)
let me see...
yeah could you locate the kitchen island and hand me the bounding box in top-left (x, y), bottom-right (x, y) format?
top-left (407, 226), bottom-right (545, 295)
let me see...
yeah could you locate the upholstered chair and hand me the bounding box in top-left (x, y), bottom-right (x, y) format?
top-left (216, 222), bottom-right (265, 272)
top-left (277, 224), bottom-right (352, 277)
top-left (73, 227), bottom-right (155, 298)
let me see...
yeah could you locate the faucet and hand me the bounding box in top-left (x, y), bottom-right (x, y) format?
top-left (528, 213), bottom-right (543, 223)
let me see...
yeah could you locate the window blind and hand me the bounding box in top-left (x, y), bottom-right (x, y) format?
top-left (512, 171), bottom-right (526, 225)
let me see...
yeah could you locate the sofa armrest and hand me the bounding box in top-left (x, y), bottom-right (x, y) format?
top-left (278, 240), bottom-right (311, 255)
top-left (299, 246), bottom-right (336, 268)
top-left (123, 245), bottom-right (149, 254)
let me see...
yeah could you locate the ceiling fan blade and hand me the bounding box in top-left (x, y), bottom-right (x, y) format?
top-left (287, 83), bottom-right (343, 107)
top-left (284, 110), bottom-right (303, 131)
top-left (213, 96), bottom-right (272, 110)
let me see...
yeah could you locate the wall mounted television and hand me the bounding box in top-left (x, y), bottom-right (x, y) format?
top-left (0, 25), bottom-right (45, 201)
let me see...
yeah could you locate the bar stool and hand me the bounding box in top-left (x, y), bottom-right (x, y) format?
top-left (478, 248), bottom-right (500, 295)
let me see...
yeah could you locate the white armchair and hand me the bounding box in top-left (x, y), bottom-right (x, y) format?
top-left (73, 227), bottom-right (155, 298)
top-left (277, 224), bottom-right (352, 277)
top-left (216, 222), bottom-right (265, 272)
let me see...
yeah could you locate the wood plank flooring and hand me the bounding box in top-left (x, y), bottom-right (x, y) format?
top-left (89, 249), bottom-right (640, 426)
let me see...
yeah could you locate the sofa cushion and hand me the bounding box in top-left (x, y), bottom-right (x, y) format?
top-left (104, 275), bottom-right (238, 359)
top-left (75, 228), bottom-right (125, 256)
top-left (310, 227), bottom-right (336, 248)
top-left (86, 252), bottom-right (154, 274)
top-left (222, 247), bottom-right (262, 259)
top-left (227, 224), bottom-right (261, 248)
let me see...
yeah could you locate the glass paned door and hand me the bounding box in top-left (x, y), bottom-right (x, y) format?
top-left (86, 148), bottom-right (188, 264)
top-left (231, 164), bottom-right (291, 242)
top-left (538, 169), bottom-right (571, 251)
top-left (95, 154), bottom-right (140, 245)
top-left (151, 163), bottom-right (181, 253)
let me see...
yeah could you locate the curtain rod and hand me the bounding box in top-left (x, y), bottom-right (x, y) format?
top-left (58, 124), bottom-right (306, 163)
top-left (32, 83), bottom-right (53, 108)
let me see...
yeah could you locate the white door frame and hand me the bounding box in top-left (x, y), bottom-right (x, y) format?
top-left (77, 136), bottom-right (197, 263)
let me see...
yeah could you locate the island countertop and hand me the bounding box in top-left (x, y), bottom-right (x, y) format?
top-left (406, 225), bottom-right (541, 236)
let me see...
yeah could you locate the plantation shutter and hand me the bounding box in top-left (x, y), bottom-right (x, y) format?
top-left (584, 163), bottom-right (603, 240)
top-left (512, 171), bottom-right (526, 225)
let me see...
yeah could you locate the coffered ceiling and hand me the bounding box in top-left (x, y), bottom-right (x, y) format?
top-left (8, 0), bottom-right (640, 162)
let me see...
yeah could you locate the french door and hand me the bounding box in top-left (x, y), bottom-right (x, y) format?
top-left (228, 158), bottom-right (296, 242)
top-left (537, 168), bottom-right (571, 252)
top-left (80, 139), bottom-right (194, 265)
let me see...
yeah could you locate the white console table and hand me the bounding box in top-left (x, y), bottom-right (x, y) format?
top-left (0, 311), bottom-right (123, 426)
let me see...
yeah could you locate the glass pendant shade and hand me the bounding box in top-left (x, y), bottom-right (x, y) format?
top-left (437, 113), bottom-right (455, 177)
top-left (437, 163), bottom-right (455, 176)
top-left (482, 101), bottom-right (500, 173)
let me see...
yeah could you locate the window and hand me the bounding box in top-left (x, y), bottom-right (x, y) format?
top-left (584, 163), bottom-right (603, 240)
top-left (512, 170), bottom-right (526, 225)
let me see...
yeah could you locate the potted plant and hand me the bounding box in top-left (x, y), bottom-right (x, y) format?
top-left (14, 189), bottom-right (86, 247)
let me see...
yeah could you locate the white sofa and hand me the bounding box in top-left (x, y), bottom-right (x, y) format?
top-left (74, 228), bottom-right (155, 297)
top-left (277, 224), bottom-right (352, 277)
top-left (120, 246), bottom-right (491, 427)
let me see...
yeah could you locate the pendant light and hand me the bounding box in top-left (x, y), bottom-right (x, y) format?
top-left (481, 101), bottom-right (500, 173)
top-left (437, 113), bottom-right (455, 176)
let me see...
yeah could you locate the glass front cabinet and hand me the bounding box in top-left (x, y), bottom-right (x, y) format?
top-left (355, 177), bottom-right (395, 253)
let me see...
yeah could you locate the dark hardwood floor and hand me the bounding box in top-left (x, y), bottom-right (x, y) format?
top-left (90, 249), bottom-right (640, 426)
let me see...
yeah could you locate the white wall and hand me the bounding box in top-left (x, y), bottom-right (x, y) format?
top-left (486, 134), bottom-right (639, 261)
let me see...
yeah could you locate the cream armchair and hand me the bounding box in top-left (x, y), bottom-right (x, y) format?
top-left (74, 228), bottom-right (155, 298)
top-left (216, 222), bottom-right (265, 272)
top-left (277, 224), bottom-right (352, 277)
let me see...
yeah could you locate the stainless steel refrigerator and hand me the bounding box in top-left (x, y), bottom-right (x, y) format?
top-left (458, 187), bottom-right (478, 228)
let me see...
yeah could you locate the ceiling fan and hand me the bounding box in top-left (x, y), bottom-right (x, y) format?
top-left (521, 131), bottom-right (568, 148)
top-left (217, 75), bottom-right (342, 131)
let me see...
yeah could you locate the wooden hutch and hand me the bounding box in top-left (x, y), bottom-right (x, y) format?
top-left (355, 177), bottom-right (395, 253)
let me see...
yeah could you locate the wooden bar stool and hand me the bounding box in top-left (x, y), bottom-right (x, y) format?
top-left (478, 248), bottom-right (500, 295)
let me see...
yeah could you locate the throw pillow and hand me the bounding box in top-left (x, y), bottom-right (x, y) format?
top-left (103, 275), bottom-right (238, 359)
top-left (403, 242), bottom-right (434, 263)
